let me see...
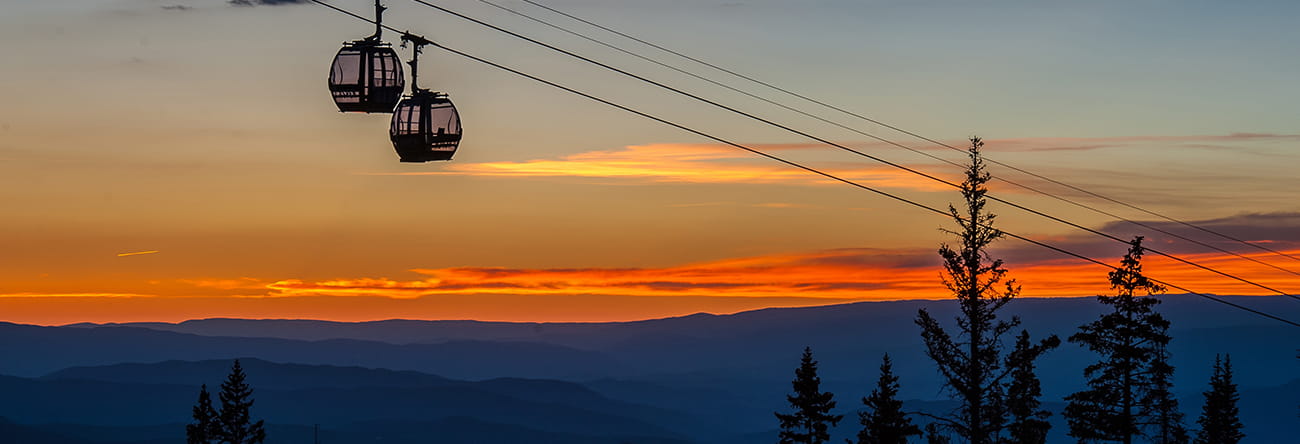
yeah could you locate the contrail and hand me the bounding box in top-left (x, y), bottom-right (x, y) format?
top-left (116, 250), bottom-right (160, 257)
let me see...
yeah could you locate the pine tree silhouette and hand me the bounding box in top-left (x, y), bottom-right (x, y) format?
top-left (1005, 330), bottom-right (1058, 444)
top-left (216, 359), bottom-right (267, 444)
top-left (914, 137), bottom-right (1058, 444)
top-left (775, 347), bottom-right (843, 444)
top-left (186, 384), bottom-right (219, 444)
top-left (851, 354), bottom-right (919, 444)
top-left (1065, 237), bottom-right (1186, 444)
top-left (1195, 355), bottom-right (1244, 444)
top-left (1146, 347), bottom-right (1189, 444)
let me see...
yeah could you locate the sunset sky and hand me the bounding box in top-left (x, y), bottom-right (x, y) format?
top-left (3, 0), bottom-right (1299, 325)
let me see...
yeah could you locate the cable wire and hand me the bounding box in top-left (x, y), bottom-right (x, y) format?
top-left (408, 0), bottom-right (1300, 300)
top-left (520, 0), bottom-right (1300, 268)
top-left (306, 0), bottom-right (1300, 328)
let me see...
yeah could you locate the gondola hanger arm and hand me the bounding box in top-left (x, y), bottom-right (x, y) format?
top-left (369, 0), bottom-right (387, 40)
top-left (399, 32), bottom-right (434, 92)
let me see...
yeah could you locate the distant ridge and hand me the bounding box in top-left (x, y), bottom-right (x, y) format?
top-left (1, 359), bottom-right (697, 443)
top-left (0, 323), bottom-right (624, 380)
top-left (56, 295), bottom-right (1293, 347)
top-left (44, 358), bottom-right (453, 390)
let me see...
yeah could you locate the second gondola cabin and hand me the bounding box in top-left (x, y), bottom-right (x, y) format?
top-left (390, 91), bottom-right (462, 162)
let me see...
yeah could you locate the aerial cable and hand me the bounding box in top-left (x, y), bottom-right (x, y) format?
top-left (519, 0), bottom-right (1300, 268)
top-left (406, 0), bottom-right (1300, 300)
top-left (307, 0), bottom-right (1300, 328)
top-left (477, 0), bottom-right (1300, 282)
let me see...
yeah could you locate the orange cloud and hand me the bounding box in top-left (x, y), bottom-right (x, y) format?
top-left (256, 243), bottom-right (1300, 303)
top-left (361, 143), bottom-right (954, 192)
top-left (178, 277), bottom-right (270, 290)
top-left (0, 292), bottom-right (153, 299)
top-left (263, 248), bottom-right (944, 300)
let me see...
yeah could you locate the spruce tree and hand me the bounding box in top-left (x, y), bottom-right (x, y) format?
top-left (853, 354), bottom-right (920, 444)
top-left (1005, 330), bottom-right (1059, 444)
top-left (776, 347), bottom-right (843, 444)
top-left (186, 384), bottom-right (219, 444)
top-left (216, 359), bottom-right (266, 444)
top-left (1064, 236), bottom-right (1185, 444)
top-left (1146, 346), bottom-right (1189, 444)
top-left (914, 137), bottom-right (1058, 444)
top-left (1195, 355), bottom-right (1244, 444)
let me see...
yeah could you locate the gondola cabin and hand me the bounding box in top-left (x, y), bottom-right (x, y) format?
top-left (328, 40), bottom-right (404, 113)
top-left (390, 91), bottom-right (462, 162)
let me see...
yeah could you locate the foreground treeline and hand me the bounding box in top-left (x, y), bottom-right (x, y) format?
top-left (773, 139), bottom-right (1246, 444)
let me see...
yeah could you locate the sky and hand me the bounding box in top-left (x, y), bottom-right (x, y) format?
top-left (2, 0), bottom-right (1299, 325)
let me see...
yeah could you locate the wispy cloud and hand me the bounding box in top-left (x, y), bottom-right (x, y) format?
top-left (1100, 212), bottom-right (1300, 251)
top-left (178, 277), bottom-right (267, 290)
top-left (753, 202), bottom-right (812, 209)
top-left (229, 0), bottom-right (307, 7)
top-left (117, 250), bottom-right (160, 257)
top-left (667, 201), bottom-right (816, 209)
top-left (358, 133), bottom-right (1298, 199)
top-left (362, 143), bottom-right (954, 191)
top-left (983, 133), bottom-right (1300, 153)
top-left (0, 292), bottom-right (153, 299)
top-left (995, 212), bottom-right (1300, 264)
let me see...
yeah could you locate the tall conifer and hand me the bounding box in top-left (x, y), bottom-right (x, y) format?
top-left (1146, 347), bottom-right (1189, 444)
top-left (1065, 237), bottom-right (1186, 443)
top-left (1005, 330), bottom-right (1058, 444)
top-left (186, 384), bottom-right (219, 444)
top-left (915, 137), bottom-right (1058, 444)
top-left (217, 359), bottom-right (267, 444)
top-left (1195, 355), bottom-right (1244, 444)
top-left (852, 354), bottom-right (920, 444)
top-left (775, 347), bottom-right (842, 444)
